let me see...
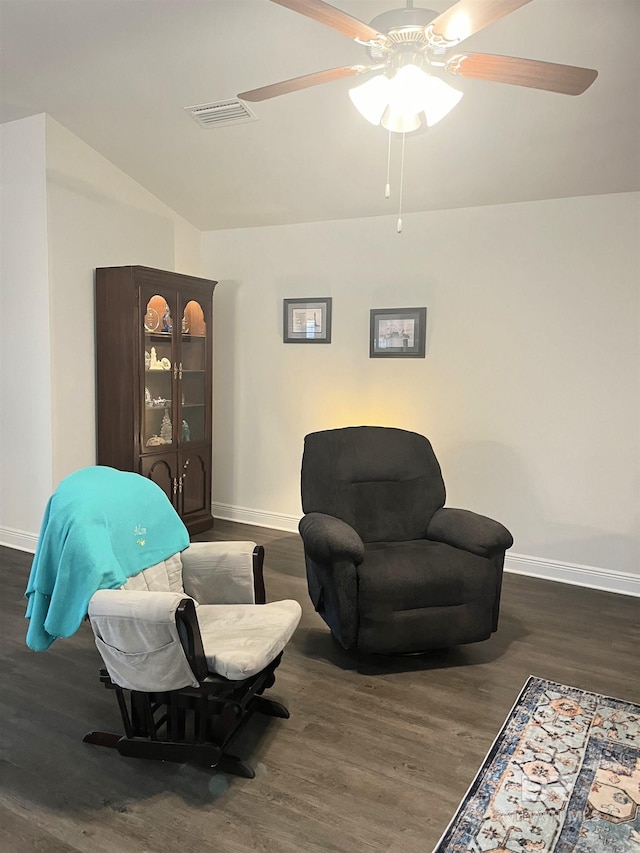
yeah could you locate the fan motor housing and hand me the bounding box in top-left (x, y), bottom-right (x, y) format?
top-left (366, 6), bottom-right (439, 60)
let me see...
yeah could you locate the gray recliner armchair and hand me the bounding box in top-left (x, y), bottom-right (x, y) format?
top-left (299, 426), bottom-right (513, 655)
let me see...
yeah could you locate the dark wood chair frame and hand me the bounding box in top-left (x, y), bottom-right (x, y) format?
top-left (83, 546), bottom-right (289, 778)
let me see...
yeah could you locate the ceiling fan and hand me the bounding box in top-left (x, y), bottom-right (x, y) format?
top-left (237, 0), bottom-right (597, 232)
top-left (238, 0), bottom-right (598, 127)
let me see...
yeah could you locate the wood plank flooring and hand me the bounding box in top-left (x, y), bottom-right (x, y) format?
top-left (2, 521), bottom-right (638, 853)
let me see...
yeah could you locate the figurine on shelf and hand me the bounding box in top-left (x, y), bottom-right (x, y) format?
top-left (163, 305), bottom-right (172, 333)
top-left (160, 410), bottom-right (172, 443)
top-left (148, 347), bottom-right (171, 372)
top-left (145, 435), bottom-right (165, 447)
top-left (144, 350), bottom-right (151, 370)
top-left (151, 396), bottom-right (170, 408)
top-left (182, 420), bottom-right (190, 441)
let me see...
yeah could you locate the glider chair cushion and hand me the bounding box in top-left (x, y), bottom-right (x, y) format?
top-left (86, 540), bottom-right (302, 777)
top-left (120, 552), bottom-right (184, 594)
top-left (196, 601), bottom-right (303, 681)
top-left (89, 594), bottom-right (302, 687)
top-left (299, 426), bottom-right (513, 655)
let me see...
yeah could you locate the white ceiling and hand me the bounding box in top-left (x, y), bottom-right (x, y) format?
top-left (1, 0), bottom-right (639, 231)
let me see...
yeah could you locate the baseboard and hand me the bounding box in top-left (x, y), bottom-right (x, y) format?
top-left (505, 552), bottom-right (640, 598)
top-left (0, 527), bottom-right (38, 554)
top-left (4, 512), bottom-right (639, 599)
top-left (2, 508), bottom-right (299, 555)
top-left (212, 502), bottom-right (300, 534)
top-left (213, 505), bottom-right (640, 598)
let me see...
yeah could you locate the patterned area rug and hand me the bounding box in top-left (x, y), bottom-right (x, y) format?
top-left (433, 676), bottom-right (640, 852)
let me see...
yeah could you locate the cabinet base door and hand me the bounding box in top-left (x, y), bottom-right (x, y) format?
top-left (140, 454), bottom-right (176, 510)
top-left (180, 449), bottom-right (213, 533)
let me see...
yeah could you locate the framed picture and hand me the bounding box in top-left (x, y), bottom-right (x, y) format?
top-left (283, 297), bottom-right (332, 343)
top-left (370, 307), bottom-right (427, 358)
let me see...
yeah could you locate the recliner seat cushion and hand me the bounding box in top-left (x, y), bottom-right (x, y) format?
top-left (358, 541), bottom-right (495, 612)
top-left (196, 600), bottom-right (302, 681)
top-left (356, 541), bottom-right (497, 654)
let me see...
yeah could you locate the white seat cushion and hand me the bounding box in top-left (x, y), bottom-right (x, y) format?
top-left (197, 600), bottom-right (302, 681)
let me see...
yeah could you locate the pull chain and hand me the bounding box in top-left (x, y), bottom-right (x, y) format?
top-left (385, 130), bottom-right (392, 199)
top-left (397, 131), bottom-right (406, 233)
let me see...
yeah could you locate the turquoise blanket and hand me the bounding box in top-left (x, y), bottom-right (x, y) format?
top-left (25, 466), bottom-right (190, 651)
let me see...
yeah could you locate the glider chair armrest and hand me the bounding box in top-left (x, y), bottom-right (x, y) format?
top-left (426, 508), bottom-right (514, 557)
top-left (175, 598), bottom-right (209, 682)
top-left (87, 589), bottom-right (201, 691)
top-left (181, 541), bottom-right (265, 605)
top-left (299, 513), bottom-right (365, 566)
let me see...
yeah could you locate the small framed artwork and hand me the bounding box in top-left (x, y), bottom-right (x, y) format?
top-left (283, 297), bottom-right (332, 343)
top-left (370, 307), bottom-right (427, 358)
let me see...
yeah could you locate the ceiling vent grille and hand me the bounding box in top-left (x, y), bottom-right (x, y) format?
top-left (185, 99), bottom-right (257, 129)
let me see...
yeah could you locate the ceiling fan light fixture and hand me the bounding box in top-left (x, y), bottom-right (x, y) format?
top-left (380, 105), bottom-right (422, 134)
top-left (349, 64), bottom-right (462, 134)
top-left (421, 76), bottom-right (463, 127)
top-left (348, 74), bottom-right (391, 125)
top-left (389, 63), bottom-right (432, 116)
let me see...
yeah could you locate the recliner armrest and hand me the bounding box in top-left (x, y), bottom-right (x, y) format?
top-left (181, 541), bottom-right (261, 605)
top-left (299, 513), bottom-right (365, 565)
top-left (426, 508), bottom-right (513, 557)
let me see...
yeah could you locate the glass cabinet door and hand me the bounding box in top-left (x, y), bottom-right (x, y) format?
top-left (179, 299), bottom-right (207, 444)
top-left (143, 293), bottom-right (175, 451)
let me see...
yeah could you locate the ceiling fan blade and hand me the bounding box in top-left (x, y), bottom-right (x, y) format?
top-left (425, 0), bottom-right (534, 48)
top-left (270, 0), bottom-right (387, 44)
top-left (445, 53), bottom-right (598, 95)
top-left (238, 66), bottom-right (368, 102)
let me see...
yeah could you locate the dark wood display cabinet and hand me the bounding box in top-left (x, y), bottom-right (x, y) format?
top-left (95, 266), bottom-right (217, 534)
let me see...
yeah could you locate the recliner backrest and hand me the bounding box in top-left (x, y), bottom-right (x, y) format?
top-left (301, 426), bottom-right (446, 543)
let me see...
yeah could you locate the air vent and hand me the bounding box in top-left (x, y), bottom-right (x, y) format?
top-left (185, 99), bottom-right (257, 129)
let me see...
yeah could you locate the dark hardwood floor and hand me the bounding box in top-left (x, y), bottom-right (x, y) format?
top-left (2, 521), bottom-right (639, 852)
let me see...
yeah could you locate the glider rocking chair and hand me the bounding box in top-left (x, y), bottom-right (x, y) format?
top-left (25, 465), bottom-right (301, 780)
top-left (85, 541), bottom-right (302, 778)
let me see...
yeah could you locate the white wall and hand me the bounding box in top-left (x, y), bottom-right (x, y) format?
top-left (202, 192), bottom-right (640, 586)
top-left (45, 116), bottom-right (201, 489)
top-left (2, 115), bottom-right (638, 593)
top-left (0, 115), bottom-right (53, 544)
top-left (0, 115), bottom-right (202, 549)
